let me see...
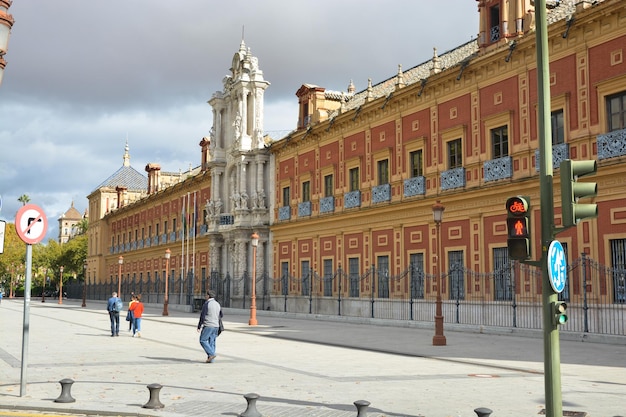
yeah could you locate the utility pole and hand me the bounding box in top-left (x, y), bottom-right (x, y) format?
top-left (535, 1), bottom-right (563, 416)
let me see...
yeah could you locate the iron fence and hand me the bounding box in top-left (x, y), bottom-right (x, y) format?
top-left (64, 255), bottom-right (625, 336)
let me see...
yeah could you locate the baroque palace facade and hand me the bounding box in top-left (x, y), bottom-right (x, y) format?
top-left (86, 0), bottom-right (626, 315)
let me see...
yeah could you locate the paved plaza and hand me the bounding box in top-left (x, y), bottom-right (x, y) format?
top-left (0, 297), bottom-right (624, 417)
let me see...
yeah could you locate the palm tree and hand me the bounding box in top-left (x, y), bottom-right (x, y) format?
top-left (18, 194), bottom-right (30, 206)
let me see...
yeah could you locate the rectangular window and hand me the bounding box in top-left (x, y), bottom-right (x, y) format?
top-left (282, 186), bottom-right (290, 207)
top-left (173, 218), bottom-right (177, 232)
top-left (141, 228), bottom-right (145, 239)
top-left (610, 238), bottom-right (626, 303)
top-left (410, 253), bottom-right (424, 299)
top-left (302, 181), bottom-right (310, 202)
top-left (491, 125), bottom-right (509, 159)
top-left (448, 250), bottom-right (465, 300)
top-left (607, 91), bottom-right (626, 131)
top-left (324, 174), bottom-right (333, 197)
top-left (409, 150), bottom-right (423, 177)
top-left (377, 159), bottom-right (389, 185)
top-left (148, 225), bottom-right (152, 237)
top-left (551, 110), bottom-right (565, 145)
top-left (490, 5), bottom-right (500, 42)
top-left (301, 260), bottom-right (310, 296)
top-left (281, 262), bottom-right (289, 296)
top-left (493, 247), bottom-right (512, 301)
top-left (349, 167), bottom-right (360, 192)
top-left (377, 255), bottom-right (390, 298)
top-left (349, 258), bottom-right (360, 297)
top-left (164, 220), bottom-right (168, 234)
top-left (448, 139), bottom-right (463, 169)
top-left (323, 259), bottom-right (333, 297)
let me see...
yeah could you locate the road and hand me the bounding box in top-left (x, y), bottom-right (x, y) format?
top-left (1, 298), bottom-right (624, 416)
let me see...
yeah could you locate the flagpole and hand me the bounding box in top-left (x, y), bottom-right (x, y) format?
top-left (192, 191), bottom-right (197, 297)
top-left (186, 192), bottom-right (190, 283)
top-left (180, 194), bottom-right (185, 301)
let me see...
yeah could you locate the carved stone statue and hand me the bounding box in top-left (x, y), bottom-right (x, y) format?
top-left (215, 198), bottom-right (223, 215)
top-left (257, 189), bottom-right (266, 209)
top-left (241, 191), bottom-right (249, 209)
top-left (205, 200), bottom-right (214, 219)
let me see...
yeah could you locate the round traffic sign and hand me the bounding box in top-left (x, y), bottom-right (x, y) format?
top-left (15, 204), bottom-right (48, 244)
top-left (548, 240), bottom-right (567, 293)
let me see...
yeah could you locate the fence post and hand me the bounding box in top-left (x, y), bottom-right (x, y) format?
top-left (582, 253), bottom-right (589, 333)
top-left (371, 265), bottom-right (376, 319)
top-left (337, 266), bottom-right (342, 316)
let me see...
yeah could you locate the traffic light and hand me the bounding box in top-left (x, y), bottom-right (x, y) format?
top-left (506, 196), bottom-right (531, 260)
top-left (560, 159), bottom-right (598, 229)
top-left (553, 301), bottom-right (568, 326)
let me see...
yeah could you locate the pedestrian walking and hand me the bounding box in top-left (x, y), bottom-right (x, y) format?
top-left (107, 292), bottom-right (122, 337)
top-left (197, 290), bottom-right (221, 363)
top-left (127, 294), bottom-right (136, 333)
top-left (129, 293), bottom-right (144, 337)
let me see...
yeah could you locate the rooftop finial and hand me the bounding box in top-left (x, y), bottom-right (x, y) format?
top-left (123, 139), bottom-right (130, 167)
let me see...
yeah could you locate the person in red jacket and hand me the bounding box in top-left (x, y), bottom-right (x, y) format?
top-left (129, 294), bottom-right (144, 338)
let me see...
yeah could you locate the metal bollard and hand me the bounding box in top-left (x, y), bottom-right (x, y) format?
top-left (354, 400), bottom-right (370, 417)
top-left (142, 383), bottom-right (164, 409)
top-left (474, 407), bottom-right (493, 416)
top-left (54, 378), bottom-right (76, 403)
top-left (239, 393), bottom-right (263, 417)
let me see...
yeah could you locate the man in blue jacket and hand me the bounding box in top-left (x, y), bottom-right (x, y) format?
top-left (197, 290), bottom-right (221, 363)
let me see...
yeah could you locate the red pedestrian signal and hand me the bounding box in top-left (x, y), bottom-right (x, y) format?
top-left (506, 196), bottom-right (531, 260)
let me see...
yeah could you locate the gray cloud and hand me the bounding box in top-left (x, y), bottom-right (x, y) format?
top-left (0, 0), bottom-right (478, 241)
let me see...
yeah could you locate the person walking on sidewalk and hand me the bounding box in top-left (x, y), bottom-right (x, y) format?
top-left (107, 292), bottom-right (122, 337)
top-left (129, 293), bottom-right (144, 337)
top-left (126, 294), bottom-right (136, 333)
top-left (197, 290), bottom-right (221, 363)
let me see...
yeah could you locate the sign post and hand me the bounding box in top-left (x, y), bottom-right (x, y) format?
top-left (14, 204), bottom-right (48, 396)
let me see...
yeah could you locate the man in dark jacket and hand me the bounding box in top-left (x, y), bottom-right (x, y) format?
top-left (107, 292), bottom-right (121, 337)
top-left (197, 290), bottom-right (221, 363)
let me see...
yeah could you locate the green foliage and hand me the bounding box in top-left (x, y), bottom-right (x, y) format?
top-left (0, 222), bottom-right (88, 291)
top-left (17, 194), bottom-right (31, 206)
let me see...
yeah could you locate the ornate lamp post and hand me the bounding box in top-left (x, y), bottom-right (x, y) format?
top-left (58, 266), bottom-right (64, 305)
top-left (82, 261), bottom-right (87, 307)
top-left (163, 248), bottom-right (171, 316)
top-left (432, 200), bottom-right (446, 346)
top-left (249, 232), bottom-right (259, 326)
top-left (117, 256), bottom-right (123, 297)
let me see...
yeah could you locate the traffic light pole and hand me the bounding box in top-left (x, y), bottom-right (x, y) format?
top-left (535, 1), bottom-right (563, 416)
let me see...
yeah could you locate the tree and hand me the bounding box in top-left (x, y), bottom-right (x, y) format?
top-left (0, 223), bottom-right (26, 290)
top-left (17, 194), bottom-right (30, 206)
top-left (76, 218), bottom-right (89, 235)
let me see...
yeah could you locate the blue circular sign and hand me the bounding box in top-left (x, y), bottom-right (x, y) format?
top-left (548, 240), bottom-right (567, 293)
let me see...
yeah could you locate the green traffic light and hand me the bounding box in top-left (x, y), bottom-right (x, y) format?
top-left (560, 159), bottom-right (598, 228)
top-left (554, 302), bottom-right (568, 326)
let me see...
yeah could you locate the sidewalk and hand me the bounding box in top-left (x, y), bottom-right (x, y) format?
top-left (0, 297), bottom-right (624, 417)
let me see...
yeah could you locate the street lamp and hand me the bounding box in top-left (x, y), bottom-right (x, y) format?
top-left (249, 232), bottom-right (259, 326)
top-left (42, 268), bottom-right (47, 303)
top-left (82, 261), bottom-right (87, 307)
top-left (432, 200), bottom-right (446, 346)
top-left (163, 248), bottom-right (171, 316)
top-left (118, 256), bottom-right (123, 298)
top-left (58, 266), bottom-right (64, 305)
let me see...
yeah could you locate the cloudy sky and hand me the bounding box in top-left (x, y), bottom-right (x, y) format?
top-left (0, 0), bottom-right (478, 242)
